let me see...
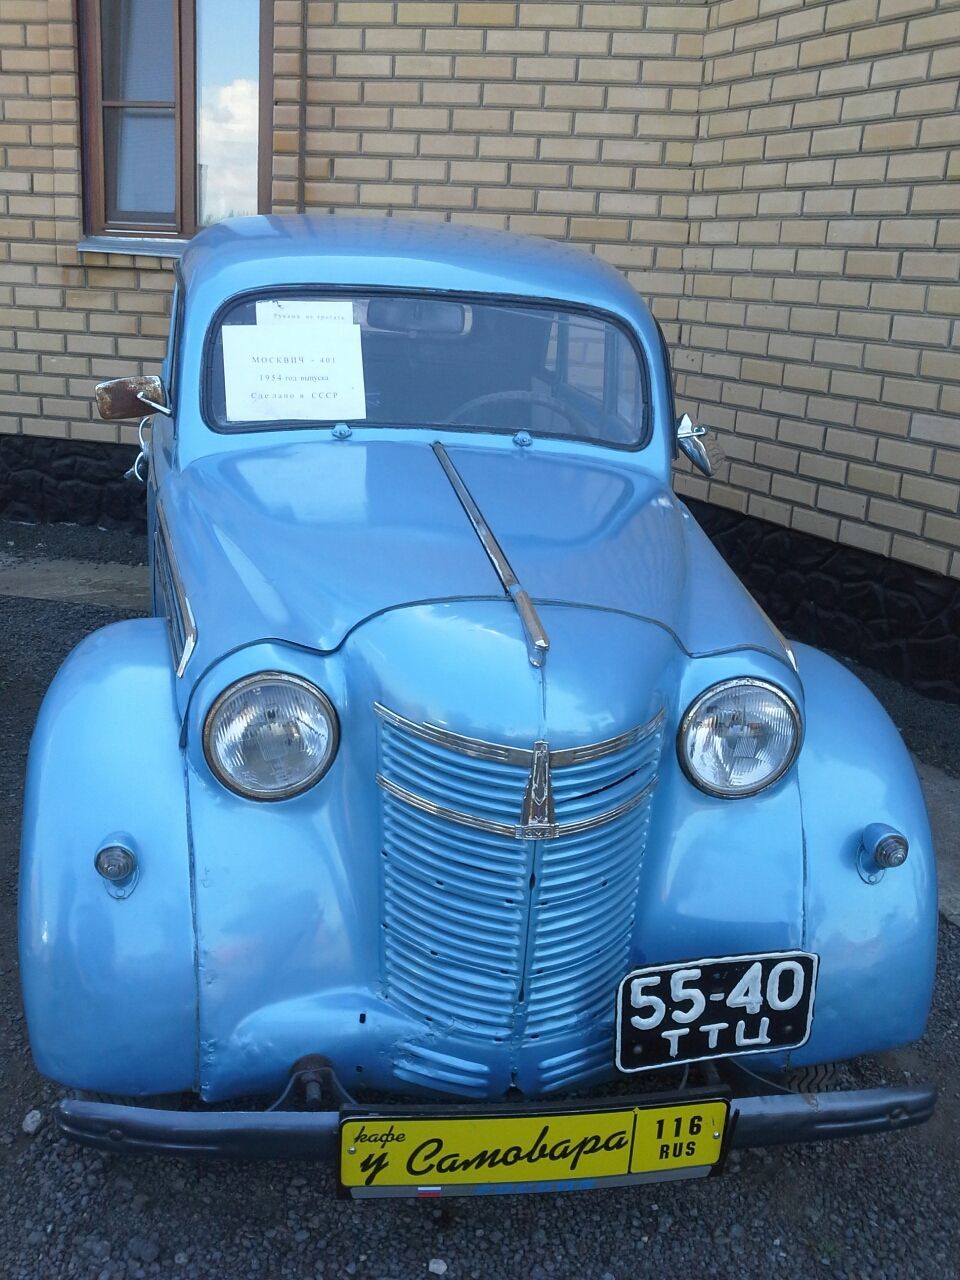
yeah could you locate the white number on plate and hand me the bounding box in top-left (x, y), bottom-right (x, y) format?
top-left (766, 959), bottom-right (805, 1011)
top-left (726, 961), bottom-right (763, 1014)
top-left (629, 959), bottom-right (807, 1035)
top-left (629, 974), bottom-right (666, 1030)
top-left (669, 967), bottom-right (705, 1024)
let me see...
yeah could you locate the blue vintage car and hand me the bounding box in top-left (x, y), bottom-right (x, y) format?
top-left (20, 217), bottom-right (937, 1197)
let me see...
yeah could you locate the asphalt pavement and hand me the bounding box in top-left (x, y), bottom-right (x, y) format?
top-left (0, 521), bottom-right (958, 1280)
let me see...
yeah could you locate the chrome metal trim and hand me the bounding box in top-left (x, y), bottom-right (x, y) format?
top-left (677, 677), bottom-right (802, 799)
top-left (136, 392), bottom-right (172, 417)
top-left (510, 587), bottom-right (550, 667)
top-left (375, 701), bottom-right (532, 765)
top-left (156, 504), bottom-right (197, 678)
top-left (546, 777), bottom-right (657, 836)
top-left (377, 775), bottom-right (519, 837)
top-left (549, 710), bottom-right (666, 766)
top-left (374, 702), bottom-right (665, 769)
top-left (753, 601), bottom-right (799, 673)
top-left (520, 740), bottom-right (555, 838)
top-left (203, 672), bottom-right (340, 801)
top-left (431, 441), bottom-right (550, 668)
top-left (431, 442), bottom-right (518, 590)
top-left (676, 413), bottom-right (704, 440)
top-left (377, 773), bottom-right (656, 840)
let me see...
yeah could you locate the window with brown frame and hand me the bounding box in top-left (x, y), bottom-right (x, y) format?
top-left (79, 0), bottom-right (270, 239)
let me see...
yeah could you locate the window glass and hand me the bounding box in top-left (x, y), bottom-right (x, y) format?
top-left (103, 108), bottom-right (176, 224)
top-left (100, 0), bottom-right (175, 101)
top-left (84, 0), bottom-right (261, 236)
top-left (564, 315), bottom-right (607, 402)
top-left (196, 0), bottom-right (261, 225)
top-left (617, 331), bottom-right (642, 424)
top-left (98, 0), bottom-right (177, 227)
top-left (208, 293), bottom-right (647, 449)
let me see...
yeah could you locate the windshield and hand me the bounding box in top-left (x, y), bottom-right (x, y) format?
top-left (206, 292), bottom-right (647, 448)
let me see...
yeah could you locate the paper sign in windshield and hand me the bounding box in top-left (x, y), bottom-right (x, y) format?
top-left (255, 300), bottom-right (356, 325)
top-left (222, 322), bottom-right (366, 422)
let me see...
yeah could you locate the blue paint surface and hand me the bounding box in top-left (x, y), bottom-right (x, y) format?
top-left (20, 218), bottom-right (936, 1103)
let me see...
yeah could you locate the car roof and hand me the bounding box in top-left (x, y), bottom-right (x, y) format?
top-left (177, 215), bottom-right (648, 324)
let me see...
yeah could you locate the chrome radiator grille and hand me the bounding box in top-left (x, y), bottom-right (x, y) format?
top-left (377, 704), bottom-right (664, 1053)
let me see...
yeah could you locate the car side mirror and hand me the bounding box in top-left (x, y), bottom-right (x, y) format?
top-left (95, 374), bottom-right (170, 420)
top-left (677, 413), bottom-right (723, 478)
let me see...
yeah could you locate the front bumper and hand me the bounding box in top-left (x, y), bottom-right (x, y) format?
top-left (58, 1082), bottom-right (935, 1163)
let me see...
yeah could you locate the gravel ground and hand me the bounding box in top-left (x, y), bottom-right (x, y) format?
top-left (0, 522), bottom-right (958, 1280)
top-left (0, 521), bottom-right (147, 568)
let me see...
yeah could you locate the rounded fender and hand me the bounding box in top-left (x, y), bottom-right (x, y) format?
top-left (792, 644), bottom-right (937, 1064)
top-left (19, 619), bottom-right (197, 1094)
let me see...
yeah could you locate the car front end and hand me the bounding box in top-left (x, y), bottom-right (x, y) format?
top-left (19, 217), bottom-right (938, 1198)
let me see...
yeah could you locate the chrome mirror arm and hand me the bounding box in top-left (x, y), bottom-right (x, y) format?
top-left (136, 392), bottom-right (172, 417)
top-left (676, 413), bottom-right (717, 478)
top-left (676, 412), bottom-right (704, 440)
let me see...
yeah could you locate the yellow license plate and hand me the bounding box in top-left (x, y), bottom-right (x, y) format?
top-left (340, 1100), bottom-right (728, 1194)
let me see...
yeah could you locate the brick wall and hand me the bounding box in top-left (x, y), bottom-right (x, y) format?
top-left (272, 0), bottom-right (705, 299)
top-left (679, 0), bottom-right (960, 578)
top-left (277, 0), bottom-right (959, 579)
top-left (0, 0), bottom-right (174, 452)
top-left (0, 0), bottom-right (958, 579)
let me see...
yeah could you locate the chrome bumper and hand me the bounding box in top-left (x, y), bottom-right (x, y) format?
top-left (57, 1083), bottom-right (936, 1163)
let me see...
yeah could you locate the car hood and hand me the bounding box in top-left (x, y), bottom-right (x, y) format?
top-left (164, 437), bottom-right (784, 689)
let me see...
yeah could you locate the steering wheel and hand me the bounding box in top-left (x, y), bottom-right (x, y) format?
top-left (447, 389), bottom-right (595, 436)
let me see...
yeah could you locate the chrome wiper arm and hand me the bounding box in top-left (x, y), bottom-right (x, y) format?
top-left (432, 441), bottom-right (549, 668)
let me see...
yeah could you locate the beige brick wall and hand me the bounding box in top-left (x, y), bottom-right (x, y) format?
top-left (679, 0), bottom-right (960, 578)
top-left (1, 0), bottom-right (958, 579)
top-left (275, 0), bottom-right (705, 294)
top-left (0, 0), bottom-right (174, 449)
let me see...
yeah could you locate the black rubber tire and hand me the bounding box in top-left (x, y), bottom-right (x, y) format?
top-left (784, 1063), bottom-right (841, 1093)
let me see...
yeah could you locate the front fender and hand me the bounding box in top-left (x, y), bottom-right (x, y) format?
top-left (19, 619), bottom-right (197, 1094)
top-left (792, 644), bottom-right (937, 1063)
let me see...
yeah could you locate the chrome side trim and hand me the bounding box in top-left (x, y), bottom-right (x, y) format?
top-left (156, 503), bottom-right (197, 679)
top-left (377, 773), bottom-right (656, 841)
top-left (374, 702), bottom-right (665, 769)
top-left (431, 441), bottom-right (550, 668)
top-left (754, 601), bottom-right (799, 673)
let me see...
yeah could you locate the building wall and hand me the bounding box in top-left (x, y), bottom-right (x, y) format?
top-left (0, 0), bottom-right (175, 454)
top-left (0, 0), bottom-right (958, 579)
top-left (271, 0), bottom-right (704, 315)
top-left (682, 0), bottom-right (960, 578)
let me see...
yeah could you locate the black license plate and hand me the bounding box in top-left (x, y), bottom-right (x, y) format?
top-left (616, 951), bottom-right (818, 1072)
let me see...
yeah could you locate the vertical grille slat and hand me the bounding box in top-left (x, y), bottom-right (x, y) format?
top-left (378, 703), bottom-right (663, 1084)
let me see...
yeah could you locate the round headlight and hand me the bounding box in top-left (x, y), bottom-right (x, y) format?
top-left (678, 678), bottom-right (801, 798)
top-left (203, 672), bottom-right (339, 800)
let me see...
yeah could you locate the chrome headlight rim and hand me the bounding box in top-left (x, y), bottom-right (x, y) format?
top-left (677, 676), bottom-right (802, 800)
top-left (203, 670), bottom-right (340, 802)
